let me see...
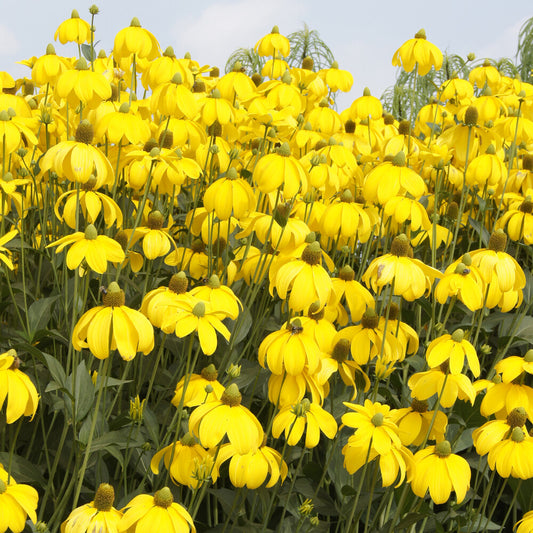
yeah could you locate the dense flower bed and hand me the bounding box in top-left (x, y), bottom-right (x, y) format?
top-left (1, 6), bottom-right (533, 533)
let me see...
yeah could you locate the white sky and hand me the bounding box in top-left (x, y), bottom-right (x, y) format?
top-left (1, 0), bottom-right (531, 110)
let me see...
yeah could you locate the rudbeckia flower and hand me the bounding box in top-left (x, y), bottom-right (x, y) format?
top-left (494, 350), bottom-right (533, 383)
top-left (0, 109), bottom-right (38, 155)
top-left (0, 350), bottom-right (39, 423)
top-left (434, 260), bottom-right (485, 311)
top-left (480, 381), bottom-right (533, 422)
top-left (150, 433), bottom-right (213, 489)
top-left (333, 308), bottom-right (403, 365)
top-left (410, 441), bottom-right (470, 504)
top-left (56, 58), bottom-right (112, 109)
top-left (189, 274), bottom-right (242, 320)
top-left (72, 282), bottom-right (154, 361)
top-left (47, 224), bottom-right (125, 274)
top-left (39, 120), bottom-right (114, 186)
top-left (487, 426), bottom-right (533, 479)
top-left (258, 318), bottom-right (322, 376)
top-left (61, 483), bottom-right (122, 533)
top-left (272, 241), bottom-right (334, 312)
top-left (54, 9), bottom-right (91, 45)
top-left (188, 384), bottom-right (264, 453)
top-left (253, 142), bottom-right (308, 198)
top-left (125, 211), bottom-right (176, 260)
top-left (362, 234), bottom-right (441, 302)
top-left (31, 44), bottom-right (69, 86)
top-left (0, 463), bottom-right (38, 533)
top-left (254, 26), bottom-right (290, 57)
top-left (203, 167), bottom-right (256, 221)
top-left (161, 295), bottom-right (231, 356)
top-left (363, 152), bottom-right (427, 204)
top-left (272, 398), bottom-right (337, 448)
top-left (494, 195), bottom-right (533, 244)
top-left (95, 103), bottom-right (151, 145)
top-left (0, 229), bottom-right (17, 270)
top-left (392, 399), bottom-right (448, 447)
top-left (150, 73), bottom-right (198, 119)
top-left (112, 17), bottom-right (160, 67)
top-left (408, 363), bottom-right (476, 408)
top-left (516, 510), bottom-right (533, 533)
top-left (425, 329), bottom-right (480, 377)
top-left (213, 443), bottom-right (288, 489)
top-left (119, 487), bottom-right (195, 533)
top-left (392, 29), bottom-right (443, 76)
top-left (172, 364), bottom-right (225, 408)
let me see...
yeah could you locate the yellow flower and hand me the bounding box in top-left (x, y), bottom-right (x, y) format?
top-left (150, 73), bottom-right (198, 119)
top-left (488, 427), bottom-right (533, 479)
top-left (54, 179), bottom-right (123, 230)
top-left (426, 330), bottom-right (480, 377)
top-left (47, 224), bottom-right (125, 274)
top-left (189, 274), bottom-right (242, 320)
top-left (272, 398), bottom-right (337, 448)
top-left (188, 384), bottom-right (264, 453)
top-left (319, 61), bottom-right (353, 92)
top-left (480, 382), bottom-right (533, 422)
top-left (150, 433), bottom-right (212, 489)
top-left (410, 441), bottom-right (470, 504)
top-left (272, 241), bottom-right (334, 312)
top-left (56, 58), bottom-right (112, 109)
top-left (494, 350), bottom-right (533, 383)
top-left (0, 109), bottom-right (38, 155)
top-left (494, 195), bottom-right (533, 244)
top-left (39, 120), bottom-right (114, 186)
top-left (0, 229), bottom-right (17, 270)
top-left (362, 234), bottom-right (441, 302)
top-left (516, 510), bottom-right (533, 533)
top-left (254, 26), bottom-right (290, 57)
top-left (119, 487), bottom-right (195, 533)
top-left (203, 168), bottom-right (256, 221)
top-left (434, 260), bottom-right (485, 311)
top-left (392, 399), bottom-right (448, 446)
top-left (349, 87), bottom-right (383, 120)
top-left (0, 463), bottom-right (38, 533)
top-left (125, 211), bottom-right (176, 260)
top-left (199, 89), bottom-right (235, 126)
top-left (95, 103), bottom-right (151, 145)
top-left (55, 9), bottom-right (92, 45)
top-left (333, 308), bottom-right (403, 365)
top-left (161, 296), bottom-right (231, 356)
top-left (255, 140), bottom-right (309, 193)
top-left (172, 365), bottom-right (225, 408)
top-left (408, 364), bottom-right (476, 408)
top-left (112, 17), bottom-right (160, 66)
top-left (61, 483), bottom-right (122, 533)
top-left (31, 44), bottom-right (69, 86)
top-left (72, 282), bottom-right (154, 361)
top-left (363, 152), bottom-right (427, 204)
top-left (213, 443), bottom-right (288, 489)
top-left (469, 60), bottom-right (502, 92)
top-left (0, 350), bottom-right (39, 424)
top-left (258, 318), bottom-right (322, 376)
top-left (392, 29), bottom-right (443, 76)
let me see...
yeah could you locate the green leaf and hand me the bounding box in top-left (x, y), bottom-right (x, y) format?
top-left (43, 352), bottom-right (66, 388)
top-left (143, 404), bottom-right (160, 446)
top-left (81, 43), bottom-right (97, 62)
top-left (91, 431), bottom-right (144, 452)
top-left (27, 295), bottom-right (60, 341)
top-left (341, 484), bottom-right (356, 496)
top-left (0, 453), bottom-right (46, 487)
top-left (64, 360), bottom-right (95, 422)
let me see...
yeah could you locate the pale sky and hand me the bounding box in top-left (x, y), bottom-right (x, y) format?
top-left (1, 0), bottom-right (531, 110)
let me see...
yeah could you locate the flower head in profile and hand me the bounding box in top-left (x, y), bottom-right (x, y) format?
top-left (254, 26), bottom-right (290, 57)
top-left (426, 329), bottom-right (480, 377)
top-left (72, 282), bottom-right (154, 361)
top-left (119, 487), bottom-right (195, 533)
top-left (150, 433), bottom-right (213, 489)
top-left (188, 383), bottom-right (264, 454)
top-left (0, 463), bottom-right (39, 533)
top-left (392, 29), bottom-right (443, 76)
top-left (61, 483), bottom-right (122, 533)
top-left (0, 229), bottom-right (17, 270)
top-left (54, 9), bottom-right (91, 45)
top-left (0, 349), bottom-right (39, 424)
top-left (212, 442), bottom-right (288, 489)
top-left (411, 441), bottom-right (470, 504)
